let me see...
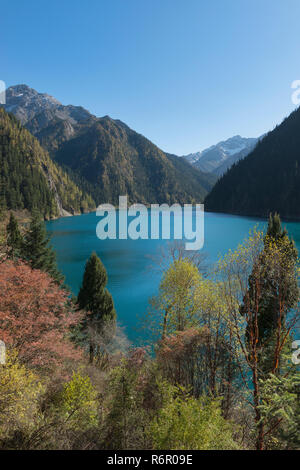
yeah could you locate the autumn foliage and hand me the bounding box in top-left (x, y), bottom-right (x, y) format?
top-left (0, 215), bottom-right (298, 450)
top-left (0, 260), bottom-right (83, 368)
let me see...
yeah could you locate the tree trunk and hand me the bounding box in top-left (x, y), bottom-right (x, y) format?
top-left (89, 342), bottom-right (94, 363)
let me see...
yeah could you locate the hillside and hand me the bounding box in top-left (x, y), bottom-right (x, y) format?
top-left (212, 142), bottom-right (259, 177)
top-left (5, 85), bottom-right (216, 205)
top-left (53, 117), bottom-right (216, 205)
top-left (205, 107), bottom-right (300, 219)
top-left (0, 108), bottom-right (95, 218)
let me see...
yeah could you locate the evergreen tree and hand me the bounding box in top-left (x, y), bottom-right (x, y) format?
top-left (0, 108), bottom-right (95, 217)
top-left (241, 213), bottom-right (299, 374)
top-left (23, 211), bottom-right (63, 282)
top-left (259, 364), bottom-right (300, 449)
top-left (266, 212), bottom-right (287, 239)
top-left (6, 212), bottom-right (24, 258)
top-left (77, 252), bottom-right (116, 362)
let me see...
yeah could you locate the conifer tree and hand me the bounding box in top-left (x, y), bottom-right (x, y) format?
top-left (266, 212), bottom-right (287, 239)
top-left (77, 252), bottom-right (116, 362)
top-left (23, 211), bottom-right (63, 283)
top-left (241, 213), bottom-right (299, 375)
top-left (6, 212), bottom-right (24, 258)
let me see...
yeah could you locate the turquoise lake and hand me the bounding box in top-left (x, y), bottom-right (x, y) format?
top-left (46, 211), bottom-right (300, 344)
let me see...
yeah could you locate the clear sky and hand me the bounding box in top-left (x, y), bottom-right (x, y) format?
top-left (1, 0), bottom-right (300, 154)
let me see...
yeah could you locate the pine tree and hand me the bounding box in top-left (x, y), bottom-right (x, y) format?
top-left (6, 212), bottom-right (24, 258)
top-left (266, 212), bottom-right (287, 239)
top-left (23, 211), bottom-right (63, 283)
top-left (77, 252), bottom-right (116, 362)
top-left (259, 363), bottom-right (300, 449)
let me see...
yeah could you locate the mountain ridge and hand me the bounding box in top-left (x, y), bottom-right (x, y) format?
top-left (4, 84), bottom-right (216, 206)
top-left (182, 135), bottom-right (260, 176)
top-left (204, 106), bottom-right (300, 219)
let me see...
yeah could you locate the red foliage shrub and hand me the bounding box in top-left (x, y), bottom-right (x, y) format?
top-left (0, 260), bottom-right (83, 369)
top-left (128, 347), bottom-right (148, 369)
top-left (157, 327), bottom-right (209, 389)
top-left (158, 327), bottom-right (208, 362)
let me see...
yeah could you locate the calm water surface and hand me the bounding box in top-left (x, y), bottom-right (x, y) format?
top-left (46, 211), bottom-right (300, 343)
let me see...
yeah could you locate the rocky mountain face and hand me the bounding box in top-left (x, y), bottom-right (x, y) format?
top-left (213, 140), bottom-right (260, 177)
top-left (5, 85), bottom-right (96, 153)
top-left (4, 85), bottom-right (216, 205)
top-left (183, 135), bottom-right (259, 176)
top-left (5, 84), bottom-right (93, 126)
top-left (5, 84), bottom-right (61, 123)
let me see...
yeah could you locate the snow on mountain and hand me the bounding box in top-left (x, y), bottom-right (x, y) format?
top-left (182, 135), bottom-right (260, 175)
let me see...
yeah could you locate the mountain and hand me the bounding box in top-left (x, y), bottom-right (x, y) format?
top-left (52, 116), bottom-right (217, 205)
top-left (204, 107), bottom-right (300, 219)
top-left (183, 135), bottom-right (259, 176)
top-left (213, 141), bottom-right (260, 177)
top-left (5, 85), bottom-right (96, 153)
top-left (0, 108), bottom-right (95, 218)
top-left (4, 85), bottom-right (216, 205)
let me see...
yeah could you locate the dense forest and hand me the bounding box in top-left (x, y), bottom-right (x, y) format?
top-left (0, 210), bottom-right (298, 450)
top-left (0, 108), bottom-right (95, 219)
top-left (52, 117), bottom-right (216, 206)
top-left (205, 106), bottom-right (300, 219)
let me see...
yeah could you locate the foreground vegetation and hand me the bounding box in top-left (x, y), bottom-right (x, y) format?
top-left (0, 211), bottom-right (299, 450)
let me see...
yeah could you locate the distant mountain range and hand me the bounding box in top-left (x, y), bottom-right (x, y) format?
top-left (4, 84), bottom-right (300, 221)
top-left (183, 135), bottom-right (260, 176)
top-left (205, 106), bottom-right (300, 219)
top-left (4, 85), bottom-right (216, 207)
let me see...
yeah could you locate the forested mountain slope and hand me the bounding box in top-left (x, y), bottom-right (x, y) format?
top-left (53, 117), bottom-right (216, 205)
top-left (205, 107), bottom-right (300, 219)
top-left (5, 85), bottom-right (216, 205)
top-left (0, 108), bottom-right (95, 218)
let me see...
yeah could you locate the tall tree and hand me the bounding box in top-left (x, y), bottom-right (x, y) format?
top-left (6, 212), bottom-right (23, 258)
top-left (150, 259), bottom-right (201, 340)
top-left (77, 252), bottom-right (116, 362)
top-left (231, 222), bottom-right (300, 449)
top-left (23, 211), bottom-right (63, 282)
top-left (241, 213), bottom-right (298, 372)
top-left (266, 212), bottom-right (287, 239)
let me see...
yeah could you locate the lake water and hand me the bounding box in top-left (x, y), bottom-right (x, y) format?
top-left (46, 211), bottom-right (300, 344)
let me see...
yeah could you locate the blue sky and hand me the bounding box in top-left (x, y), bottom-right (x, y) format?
top-left (1, 0), bottom-right (300, 154)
